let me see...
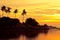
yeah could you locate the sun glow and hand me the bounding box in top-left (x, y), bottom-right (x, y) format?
top-left (0, 0), bottom-right (60, 27)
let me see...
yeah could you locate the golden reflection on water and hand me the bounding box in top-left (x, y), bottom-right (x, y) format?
top-left (18, 30), bottom-right (60, 40)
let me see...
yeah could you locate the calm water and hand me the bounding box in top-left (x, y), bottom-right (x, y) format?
top-left (9, 29), bottom-right (60, 40)
top-left (18, 29), bottom-right (60, 40)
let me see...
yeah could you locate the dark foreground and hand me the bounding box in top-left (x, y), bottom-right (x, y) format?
top-left (0, 17), bottom-right (58, 40)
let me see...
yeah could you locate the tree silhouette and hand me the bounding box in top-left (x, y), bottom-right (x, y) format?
top-left (1, 6), bottom-right (6, 11)
top-left (0, 17), bottom-right (21, 39)
top-left (1, 6), bottom-right (11, 17)
top-left (25, 18), bottom-right (39, 26)
top-left (22, 9), bottom-right (26, 22)
top-left (5, 7), bottom-right (11, 17)
top-left (1, 5), bottom-right (6, 16)
top-left (41, 24), bottom-right (49, 34)
top-left (14, 9), bottom-right (18, 18)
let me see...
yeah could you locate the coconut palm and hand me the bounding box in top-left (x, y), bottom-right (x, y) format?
top-left (14, 9), bottom-right (18, 18)
top-left (22, 9), bottom-right (26, 22)
top-left (1, 5), bottom-right (6, 16)
top-left (5, 7), bottom-right (11, 17)
top-left (1, 5), bottom-right (6, 11)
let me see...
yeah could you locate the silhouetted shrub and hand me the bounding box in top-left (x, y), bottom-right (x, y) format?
top-left (0, 17), bottom-right (20, 26)
top-left (25, 18), bottom-right (39, 26)
top-left (0, 17), bottom-right (21, 39)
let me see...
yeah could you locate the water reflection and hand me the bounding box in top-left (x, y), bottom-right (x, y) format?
top-left (19, 30), bottom-right (60, 40)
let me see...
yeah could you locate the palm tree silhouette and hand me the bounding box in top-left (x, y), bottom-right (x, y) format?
top-left (5, 7), bottom-right (11, 17)
top-left (1, 5), bottom-right (6, 17)
top-left (22, 9), bottom-right (26, 22)
top-left (14, 9), bottom-right (18, 18)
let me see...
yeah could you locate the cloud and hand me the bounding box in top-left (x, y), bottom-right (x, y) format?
top-left (34, 9), bottom-right (60, 14)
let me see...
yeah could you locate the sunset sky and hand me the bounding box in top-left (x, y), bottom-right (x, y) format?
top-left (0, 0), bottom-right (60, 27)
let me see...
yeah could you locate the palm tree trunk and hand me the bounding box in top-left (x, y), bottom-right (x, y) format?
top-left (22, 15), bottom-right (24, 23)
top-left (15, 14), bottom-right (16, 18)
top-left (7, 13), bottom-right (8, 17)
top-left (2, 12), bottom-right (4, 17)
top-left (2, 13), bottom-right (3, 17)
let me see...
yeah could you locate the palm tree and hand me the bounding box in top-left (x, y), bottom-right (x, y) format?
top-left (1, 5), bottom-right (6, 17)
top-left (22, 9), bottom-right (26, 22)
top-left (5, 7), bottom-right (11, 17)
top-left (14, 9), bottom-right (18, 18)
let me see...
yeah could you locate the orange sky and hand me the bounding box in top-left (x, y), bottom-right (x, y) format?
top-left (0, 0), bottom-right (60, 27)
